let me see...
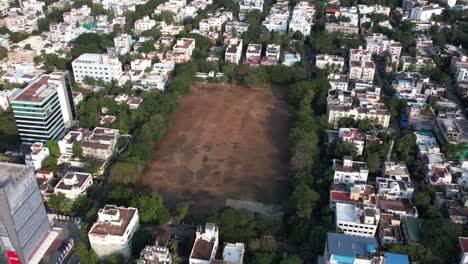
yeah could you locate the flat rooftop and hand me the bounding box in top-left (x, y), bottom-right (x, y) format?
top-left (0, 163), bottom-right (33, 188)
top-left (89, 206), bottom-right (136, 237)
top-left (13, 75), bottom-right (56, 103)
top-left (190, 237), bottom-right (214, 261)
top-left (336, 202), bottom-right (357, 222)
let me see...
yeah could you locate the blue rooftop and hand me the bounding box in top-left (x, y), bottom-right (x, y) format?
top-left (326, 233), bottom-right (377, 258)
top-left (384, 252), bottom-right (409, 264)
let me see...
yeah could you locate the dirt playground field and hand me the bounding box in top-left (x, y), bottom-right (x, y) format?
top-left (138, 83), bottom-right (291, 215)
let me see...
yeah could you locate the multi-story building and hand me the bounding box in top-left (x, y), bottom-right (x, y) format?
top-left (134, 16), bottom-right (157, 34)
top-left (72, 53), bottom-right (123, 83)
top-left (338, 128), bottom-right (365, 155)
top-left (155, 0), bottom-right (187, 16)
top-left (25, 143), bottom-right (50, 171)
top-left (189, 223), bottom-right (219, 264)
top-left (335, 203), bottom-right (380, 237)
top-left (289, 1), bottom-right (315, 36)
top-left (329, 183), bottom-right (376, 210)
top-left (54, 171), bottom-right (93, 200)
top-left (400, 56), bottom-right (435, 72)
top-left (138, 244), bottom-right (172, 264)
top-left (223, 243), bottom-right (245, 264)
top-left (0, 163), bottom-right (52, 264)
top-left (239, 0), bottom-right (263, 16)
top-left (349, 61), bottom-right (375, 83)
top-left (81, 127), bottom-right (120, 160)
top-left (324, 7), bottom-right (359, 36)
top-left (166, 38), bottom-right (196, 64)
top-left (225, 38), bottom-right (243, 65)
top-left (114, 34), bottom-right (132, 55)
top-left (262, 44), bottom-right (281, 65)
top-left (323, 233), bottom-right (378, 263)
top-left (376, 177), bottom-right (414, 200)
top-left (245, 43), bottom-right (262, 66)
top-left (451, 56), bottom-right (468, 82)
top-left (11, 71), bottom-right (75, 144)
top-left (315, 54), bottom-right (345, 72)
top-left (58, 128), bottom-right (87, 155)
top-left (225, 21), bottom-right (249, 37)
top-left (328, 74), bottom-right (348, 91)
top-left (349, 48), bottom-right (373, 62)
top-left (358, 4), bottom-right (391, 15)
top-left (328, 105), bottom-right (391, 128)
top-left (262, 0), bottom-right (290, 34)
top-left (333, 157), bottom-right (369, 184)
top-left (410, 4), bottom-right (444, 21)
top-left (365, 34), bottom-right (402, 63)
top-left (89, 205), bottom-right (140, 258)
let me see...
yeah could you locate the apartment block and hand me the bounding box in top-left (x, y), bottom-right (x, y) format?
top-left (25, 143), bottom-right (50, 171)
top-left (358, 4), bottom-right (391, 15)
top-left (0, 163), bottom-right (52, 264)
top-left (72, 53), bottom-right (123, 83)
top-left (323, 233), bottom-right (377, 263)
top-left (11, 72), bottom-right (75, 144)
top-left (338, 128), bottom-right (365, 155)
top-left (376, 177), bottom-right (414, 200)
top-left (349, 61), bottom-right (375, 83)
top-left (166, 38), bottom-right (196, 64)
top-left (81, 127), bottom-right (120, 160)
top-left (225, 38), bottom-right (243, 65)
top-left (225, 21), bottom-right (249, 37)
top-left (134, 16), bottom-right (157, 34)
top-left (365, 34), bottom-right (402, 62)
top-left (400, 56), bottom-right (435, 72)
top-left (262, 44), bottom-right (281, 65)
top-left (262, 0), bottom-right (290, 34)
top-left (289, 1), bottom-right (315, 36)
top-left (333, 157), bottom-right (369, 184)
top-left (89, 205), bottom-right (140, 258)
top-left (315, 54), bottom-right (345, 72)
top-left (138, 244), bottom-right (172, 264)
top-left (335, 202), bottom-right (380, 237)
top-left (155, 0), bottom-right (187, 16)
top-left (410, 4), bottom-right (444, 21)
top-left (245, 43), bottom-right (262, 66)
top-left (54, 171), bottom-right (93, 200)
top-left (113, 34), bottom-right (132, 55)
top-left (189, 223), bottom-right (219, 264)
top-left (223, 243), bottom-right (245, 264)
top-left (58, 128), bottom-right (87, 155)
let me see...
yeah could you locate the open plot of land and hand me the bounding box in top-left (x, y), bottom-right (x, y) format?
top-left (138, 83), bottom-right (291, 215)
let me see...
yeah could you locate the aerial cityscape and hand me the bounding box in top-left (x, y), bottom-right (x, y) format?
top-left (0, 0), bottom-right (467, 263)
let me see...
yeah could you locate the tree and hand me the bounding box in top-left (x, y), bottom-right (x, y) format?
top-left (251, 252), bottom-right (276, 264)
top-left (173, 202), bottom-right (189, 223)
top-left (130, 192), bottom-right (170, 224)
top-left (72, 140), bottom-right (83, 158)
top-left (102, 254), bottom-right (126, 264)
top-left (387, 244), bottom-right (434, 263)
top-left (131, 227), bottom-right (152, 256)
top-left (75, 242), bottom-right (98, 264)
top-left (288, 81), bottom-right (315, 108)
top-left (139, 40), bottom-right (156, 54)
top-left (0, 46), bottom-right (8, 60)
top-left (422, 219), bottom-right (463, 263)
top-left (161, 11), bottom-right (175, 24)
top-left (37, 18), bottom-right (50, 32)
top-left (109, 161), bottom-right (140, 184)
top-left (279, 254), bottom-right (303, 264)
top-left (394, 133), bottom-right (416, 165)
top-left (288, 184), bottom-right (320, 220)
top-left (248, 236), bottom-right (277, 252)
top-left (44, 140), bottom-right (60, 157)
top-left (48, 193), bottom-right (73, 212)
top-left (365, 152), bottom-right (379, 173)
top-left (41, 156), bottom-right (58, 174)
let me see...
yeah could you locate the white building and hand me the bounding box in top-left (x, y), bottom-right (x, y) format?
top-left (262, 0), bottom-right (290, 34)
top-left (263, 44), bottom-right (281, 65)
top-left (289, 1), bottom-right (315, 36)
top-left (58, 129), bottom-right (87, 155)
top-left (72, 53), bottom-right (123, 83)
top-left (25, 143), bottom-right (50, 171)
top-left (358, 4), bottom-right (391, 15)
top-left (54, 171), bottom-right (93, 200)
top-left (365, 34), bottom-right (402, 62)
top-left (333, 157), bottom-right (369, 184)
top-left (338, 128), bottom-right (365, 156)
top-left (114, 34), bottom-right (132, 55)
top-left (328, 104), bottom-right (391, 128)
top-left (166, 38), bottom-right (196, 64)
top-left (376, 177), bottom-right (414, 200)
top-left (223, 243), bottom-right (245, 264)
top-left (138, 244), bottom-right (172, 264)
top-left (81, 127), bottom-right (120, 160)
top-left (134, 16), bottom-right (157, 34)
top-left (225, 38), bottom-right (243, 65)
top-left (189, 223), bottom-right (219, 264)
top-left (410, 4), bottom-right (444, 22)
top-left (335, 203), bottom-right (380, 237)
top-left (89, 205), bottom-right (140, 258)
top-left (315, 54), bottom-right (345, 71)
top-left (328, 74), bottom-right (348, 91)
top-left (349, 61), bottom-right (375, 83)
top-left (155, 0), bottom-right (187, 16)
top-left (400, 56), bottom-right (435, 72)
top-left (245, 43), bottom-right (262, 65)
top-left (225, 21), bottom-right (249, 37)
top-left (239, 0), bottom-right (263, 15)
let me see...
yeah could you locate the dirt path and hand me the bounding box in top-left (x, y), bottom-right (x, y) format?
top-left (138, 83), bottom-right (291, 215)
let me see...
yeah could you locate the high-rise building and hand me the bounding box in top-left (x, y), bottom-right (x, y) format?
top-left (11, 71), bottom-right (75, 144)
top-left (0, 163), bottom-right (52, 264)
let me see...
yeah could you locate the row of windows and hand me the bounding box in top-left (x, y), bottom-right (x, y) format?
top-left (74, 66), bottom-right (109, 70)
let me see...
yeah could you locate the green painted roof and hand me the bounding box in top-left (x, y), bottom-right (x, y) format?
top-left (405, 217), bottom-right (423, 243)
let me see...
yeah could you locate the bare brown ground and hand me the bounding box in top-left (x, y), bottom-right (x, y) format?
top-left (138, 83), bottom-right (291, 215)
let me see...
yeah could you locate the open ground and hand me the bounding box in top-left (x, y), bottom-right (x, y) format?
top-left (138, 83), bottom-right (291, 215)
